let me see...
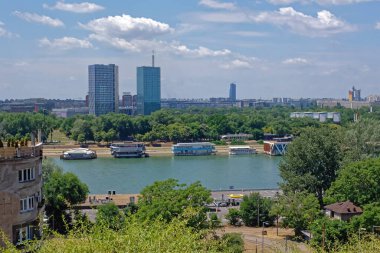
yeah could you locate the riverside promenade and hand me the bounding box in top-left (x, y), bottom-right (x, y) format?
top-left (76, 188), bottom-right (281, 209)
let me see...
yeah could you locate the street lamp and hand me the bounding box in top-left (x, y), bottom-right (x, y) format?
top-left (261, 221), bottom-right (269, 253)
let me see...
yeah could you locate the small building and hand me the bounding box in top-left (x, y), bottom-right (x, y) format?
top-left (324, 201), bottom-right (362, 221)
top-left (221, 133), bottom-right (253, 141)
top-left (264, 138), bottom-right (291, 155)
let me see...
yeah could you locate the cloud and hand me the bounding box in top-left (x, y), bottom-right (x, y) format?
top-left (0, 22), bottom-right (17, 38)
top-left (253, 7), bottom-right (355, 37)
top-left (220, 59), bottom-right (254, 69)
top-left (192, 12), bottom-right (250, 23)
top-left (267, 0), bottom-right (375, 5)
top-left (376, 22), bottom-right (380, 30)
top-left (282, 57), bottom-right (309, 64)
top-left (230, 31), bottom-right (268, 37)
top-left (169, 42), bottom-right (231, 57)
top-left (199, 0), bottom-right (237, 10)
top-left (43, 1), bottom-right (104, 13)
top-left (80, 14), bottom-right (173, 39)
top-left (82, 14), bottom-right (233, 58)
top-left (13, 11), bottom-right (64, 27)
top-left (39, 37), bottom-right (93, 50)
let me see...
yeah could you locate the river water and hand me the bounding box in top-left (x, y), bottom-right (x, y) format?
top-left (52, 155), bottom-right (282, 194)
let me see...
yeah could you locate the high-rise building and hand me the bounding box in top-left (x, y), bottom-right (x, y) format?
top-left (88, 64), bottom-right (119, 116)
top-left (122, 92), bottom-right (133, 107)
top-left (137, 54), bottom-right (161, 115)
top-left (0, 142), bottom-right (44, 245)
top-left (348, 86), bottom-right (361, 101)
top-left (229, 83), bottom-right (237, 101)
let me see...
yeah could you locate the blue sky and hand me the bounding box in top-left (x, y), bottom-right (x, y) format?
top-left (0, 0), bottom-right (379, 100)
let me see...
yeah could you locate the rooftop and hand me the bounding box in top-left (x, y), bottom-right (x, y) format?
top-left (324, 201), bottom-right (363, 214)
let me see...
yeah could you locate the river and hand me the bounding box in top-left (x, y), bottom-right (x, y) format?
top-left (52, 155), bottom-right (282, 194)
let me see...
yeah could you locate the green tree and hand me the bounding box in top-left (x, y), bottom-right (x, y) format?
top-left (343, 119), bottom-right (380, 163)
top-left (310, 217), bottom-right (350, 252)
top-left (225, 208), bottom-right (241, 226)
top-left (137, 179), bottom-right (212, 229)
top-left (44, 166), bottom-right (89, 233)
top-left (221, 233), bottom-right (244, 253)
top-left (239, 193), bottom-right (274, 227)
top-left (276, 192), bottom-right (321, 236)
top-left (279, 127), bottom-right (342, 207)
top-left (349, 202), bottom-right (380, 232)
top-left (96, 203), bottom-right (125, 230)
top-left (326, 158), bottom-right (380, 206)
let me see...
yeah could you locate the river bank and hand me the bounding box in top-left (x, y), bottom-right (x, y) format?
top-left (42, 142), bottom-right (265, 158)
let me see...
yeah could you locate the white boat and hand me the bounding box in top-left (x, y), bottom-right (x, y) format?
top-left (110, 142), bottom-right (148, 158)
top-left (172, 142), bottom-right (216, 156)
top-left (229, 146), bottom-right (257, 155)
top-left (61, 148), bottom-right (97, 160)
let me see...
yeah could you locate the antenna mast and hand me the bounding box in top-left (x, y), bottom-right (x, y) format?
top-left (152, 50), bottom-right (155, 67)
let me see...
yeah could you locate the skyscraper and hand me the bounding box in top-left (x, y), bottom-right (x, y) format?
top-left (137, 54), bottom-right (161, 115)
top-left (88, 64), bottom-right (119, 116)
top-left (229, 83), bottom-right (237, 101)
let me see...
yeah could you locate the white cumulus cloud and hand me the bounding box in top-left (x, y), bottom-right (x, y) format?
top-left (80, 14), bottom-right (173, 39)
top-left (253, 7), bottom-right (355, 37)
top-left (199, 0), bottom-right (237, 10)
top-left (376, 22), bottom-right (380, 30)
top-left (39, 37), bottom-right (93, 50)
top-left (43, 1), bottom-right (104, 13)
top-left (282, 57), bottom-right (309, 64)
top-left (13, 11), bottom-right (64, 27)
top-left (220, 59), bottom-right (253, 69)
top-left (170, 42), bottom-right (231, 57)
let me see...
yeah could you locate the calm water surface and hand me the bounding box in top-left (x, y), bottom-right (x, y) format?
top-left (52, 155), bottom-right (282, 194)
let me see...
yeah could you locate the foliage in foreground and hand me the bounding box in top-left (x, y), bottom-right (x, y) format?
top-left (2, 218), bottom-right (234, 253)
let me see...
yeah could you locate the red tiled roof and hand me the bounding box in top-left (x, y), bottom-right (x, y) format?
top-left (324, 201), bottom-right (362, 214)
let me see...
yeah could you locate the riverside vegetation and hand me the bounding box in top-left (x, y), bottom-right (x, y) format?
top-left (3, 106), bottom-right (380, 251)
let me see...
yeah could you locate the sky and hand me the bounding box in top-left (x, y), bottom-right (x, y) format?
top-left (0, 0), bottom-right (379, 100)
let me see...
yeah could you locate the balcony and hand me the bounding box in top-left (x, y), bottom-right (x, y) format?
top-left (0, 144), bottom-right (43, 161)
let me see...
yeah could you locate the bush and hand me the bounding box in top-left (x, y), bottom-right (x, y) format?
top-left (222, 233), bottom-right (244, 253)
top-left (225, 208), bottom-right (241, 226)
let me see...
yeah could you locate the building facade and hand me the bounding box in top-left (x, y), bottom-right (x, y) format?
top-left (0, 143), bottom-right (44, 245)
top-left (229, 83), bottom-right (236, 101)
top-left (137, 66), bottom-right (161, 115)
top-left (88, 64), bottom-right (119, 116)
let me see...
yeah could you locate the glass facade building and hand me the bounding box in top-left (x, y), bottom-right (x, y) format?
top-left (229, 83), bottom-right (236, 101)
top-left (137, 66), bottom-right (161, 115)
top-left (88, 64), bottom-right (119, 116)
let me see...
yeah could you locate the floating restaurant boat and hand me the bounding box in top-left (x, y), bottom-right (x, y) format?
top-left (229, 146), bottom-right (257, 155)
top-left (60, 148), bottom-right (97, 160)
top-left (172, 142), bottom-right (216, 156)
top-left (110, 142), bottom-right (148, 158)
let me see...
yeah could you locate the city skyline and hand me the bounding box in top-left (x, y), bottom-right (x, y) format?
top-left (0, 0), bottom-right (379, 100)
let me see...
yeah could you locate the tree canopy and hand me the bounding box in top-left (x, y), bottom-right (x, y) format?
top-left (137, 179), bottom-right (212, 229)
top-left (279, 127), bottom-right (343, 207)
top-left (326, 158), bottom-right (380, 206)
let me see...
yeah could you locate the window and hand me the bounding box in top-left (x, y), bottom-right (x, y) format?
top-left (18, 168), bottom-right (35, 182)
top-left (20, 196), bottom-right (34, 213)
top-left (16, 225), bottom-right (34, 244)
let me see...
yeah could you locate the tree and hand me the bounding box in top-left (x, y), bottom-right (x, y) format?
top-left (343, 119), bottom-right (380, 163)
top-left (239, 193), bottom-right (274, 227)
top-left (44, 166), bottom-right (89, 233)
top-left (279, 127), bottom-right (342, 207)
top-left (326, 158), bottom-right (380, 206)
top-left (137, 179), bottom-right (212, 229)
top-left (96, 203), bottom-right (125, 230)
top-left (276, 192), bottom-right (321, 237)
top-left (310, 217), bottom-right (350, 252)
top-left (221, 233), bottom-right (244, 253)
top-left (225, 208), bottom-right (241, 226)
top-left (350, 202), bottom-right (380, 232)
